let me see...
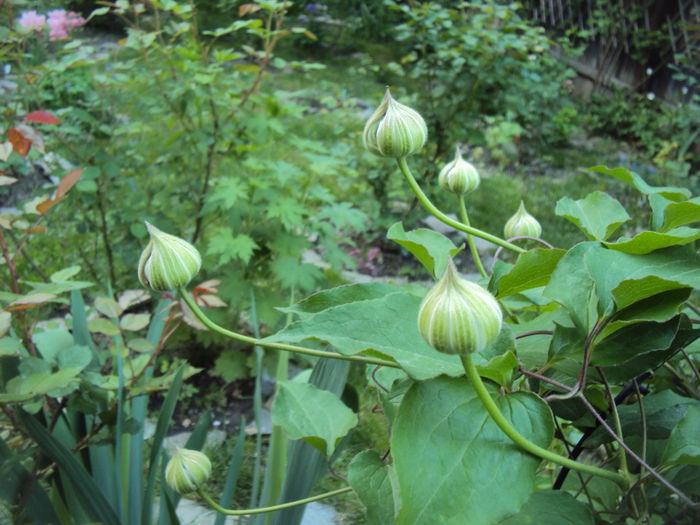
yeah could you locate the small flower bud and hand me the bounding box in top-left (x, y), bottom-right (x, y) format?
top-left (438, 146), bottom-right (480, 195)
top-left (138, 222), bottom-right (201, 291)
top-left (362, 88), bottom-right (427, 158)
top-left (418, 260), bottom-right (502, 355)
top-left (504, 201), bottom-right (542, 239)
top-left (165, 448), bottom-right (212, 494)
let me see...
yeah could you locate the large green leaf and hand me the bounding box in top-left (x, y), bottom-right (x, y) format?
top-left (271, 380), bottom-right (357, 457)
top-left (492, 249), bottom-right (565, 298)
top-left (588, 166), bottom-right (690, 201)
top-left (495, 490), bottom-right (594, 525)
top-left (662, 405), bottom-right (700, 466)
top-left (555, 191), bottom-right (629, 241)
top-left (348, 450), bottom-right (397, 525)
top-left (264, 292), bottom-right (463, 380)
top-left (387, 222), bottom-right (461, 279)
top-left (603, 227), bottom-right (700, 254)
top-left (592, 317), bottom-right (681, 366)
top-left (651, 195), bottom-right (700, 232)
top-left (392, 377), bottom-right (553, 525)
top-left (279, 283), bottom-right (401, 319)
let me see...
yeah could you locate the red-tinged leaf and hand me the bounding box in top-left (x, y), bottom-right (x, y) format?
top-left (193, 279), bottom-right (221, 294)
top-left (24, 110), bottom-right (61, 125)
top-left (197, 294), bottom-right (227, 308)
top-left (239, 3), bottom-right (261, 16)
top-left (56, 169), bottom-right (82, 199)
top-left (6, 304), bottom-right (40, 312)
top-left (8, 128), bottom-right (31, 157)
top-left (36, 199), bottom-right (61, 215)
top-left (16, 124), bottom-right (44, 154)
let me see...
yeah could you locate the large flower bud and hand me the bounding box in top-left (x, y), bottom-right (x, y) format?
top-left (138, 222), bottom-right (201, 291)
top-left (504, 201), bottom-right (542, 239)
top-left (418, 260), bottom-right (502, 355)
top-left (438, 146), bottom-right (480, 195)
top-left (362, 88), bottom-right (427, 158)
top-left (165, 448), bottom-right (212, 494)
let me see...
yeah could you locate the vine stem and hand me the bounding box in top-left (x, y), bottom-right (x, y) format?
top-left (178, 289), bottom-right (399, 369)
top-left (396, 158), bottom-right (525, 254)
top-left (197, 486), bottom-right (352, 516)
top-left (460, 354), bottom-right (628, 487)
top-left (457, 197), bottom-right (487, 278)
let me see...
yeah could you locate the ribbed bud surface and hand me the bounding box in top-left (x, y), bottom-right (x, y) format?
top-left (138, 222), bottom-right (201, 291)
top-left (165, 448), bottom-right (212, 494)
top-left (504, 201), bottom-right (542, 239)
top-left (363, 88), bottom-right (427, 158)
top-left (418, 261), bottom-right (502, 355)
top-left (438, 146), bottom-right (480, 195)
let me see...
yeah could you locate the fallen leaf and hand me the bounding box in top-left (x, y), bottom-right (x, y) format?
top-left (0, 176), bottom-right (18, 186)
top-left (24, 110), bottom-right (61, 125)
top-left (56, 169), bottom-right (82, 199)
top-left (8, 128), bottom-right (31, 157)
top-left (0, 142), bottom-right (12, 161)
top-left (16, 124), bottom-right (44, 153)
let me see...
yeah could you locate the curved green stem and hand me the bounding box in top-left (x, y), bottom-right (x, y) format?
top-left (458, 197), bottom-right (487, 278)
top-left (461, 354), bottom-right (628, 488)
top-left (178, 289), bottom-right (400, 369)
top-left (198, 486), bottom-right (353, 516)
top-left (397, 158), bottom-right (525, 254)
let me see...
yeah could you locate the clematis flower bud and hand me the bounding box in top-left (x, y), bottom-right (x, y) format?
top-left (138, 222), bottom-right (201, 291)
top-left (438, 146), bottom-right (480, 195)
top-left (504, 201), bottom-right (542, 239)
top-left (362, 88), bottom-right (427, 158)
top-left (418, 260), bottom-right (502, 355)
top-left (165, 448), bottom-right (212, 494)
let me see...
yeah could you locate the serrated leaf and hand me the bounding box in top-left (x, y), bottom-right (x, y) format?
top-left (392, 376), bottom-right (554, 525)
top-left (272, 381), bottom-right (358, 456)
top-left (387, 222), bottom-right (460, 279)
top-left (555, 191), bottom-right (630, 241)
top-left (214, 351), bottom-right (249, 383)
top-left (603, 227), bottom-right (700, 254)
top-left (270, 256), bottom-right (323, 291)
top-left (120, 313), bottom-right (150, 331)
top-left (588, 165), bottom-right (690, 201)
top-left (207, 228), bottom-right (258, 265)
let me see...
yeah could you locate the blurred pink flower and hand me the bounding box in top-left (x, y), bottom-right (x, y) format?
top-left (47, 9), bottom-right (85, 40)
top-left (18, 10), bottom-right (46, 30)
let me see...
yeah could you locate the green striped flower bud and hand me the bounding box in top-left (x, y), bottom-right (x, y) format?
top-left (138, 222), bottom-right (201, 291)
top-left (418, 260), bottom-right (502, 355)
top-left (438, 146), bottom-right (480, 195)
top-left (504, 201), bottom-right (542, 239)
top-left (362, 88), bottom-right (427, 158)
top-left (165, 448), bottom-right (212, 494)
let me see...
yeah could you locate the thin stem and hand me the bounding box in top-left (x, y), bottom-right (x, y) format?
top-left (458, 197), bottom-right (487, 278)
top-left (685, 301), bottom-right (700, 317)
top-left (396, 158), bottom-right (525, 254)
top-left (679, 348), bottom-right (700, 385)
top-left (461, 354), bottom-right (627, 487)
top-left (178, 289), bottom-right (399, 369)
top-left (198, 486), bottom-right (352, 516)
top-left (597, 367), bottom-right (630, 480)
top-left (516, 330), bottom-right (553, 339)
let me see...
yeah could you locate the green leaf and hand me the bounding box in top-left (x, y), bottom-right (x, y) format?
top-left (88, 318), bottom-right (121, 336)
top-left (95, 297), bottom-right (123, 318)
top-left (392, 376), bottom-right (553, 525)
top-left (264, 292), bottom-right (463, 380)
top-left (493, 249), bottom-right (566, 298)
top-left (120, 313), bottom-right (150, 331)
top-left (603, 227), bottom-right (700, 254)
top-left (33, 329), bottom-right (74, 363)
top-left (592, 317), bottom-right (680, 366)
top-left (662, 405), bottom-right (700, 466)
top-left (50, 265), bottom-right (81, 282)
top-left (605, 288), bottom-right (691, 333)
top-left (214, 351), bottom-right (249, 382)
top-left (269, 256), bottom-right (324, 292)
top-left (496, 490), bottom-right (594, 524)
top-left (348, 450), bottom-right (398, 525)
top-left (271, 381), bottom-right (358, 457)
top-left (555, 191), bottom-right (630, 241)
top-left (651, 195), bottom-right (700, 232)
top-left (476, 350), bottom-right (518, 388)
top-left (128, 337), bottom-right (155, 353)
top-left (588, 166), bottom-right (690, 201)
top-left (206, 228), bottom-right (259, 265)
top-left (280, 283), bottom-right (401, 319)
top-left (0, 337), bottom-right (26, 357)
top-left (387, 222), bottom-right (461, 279)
